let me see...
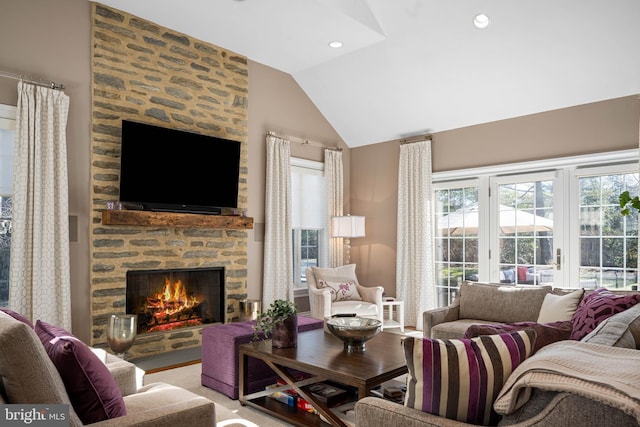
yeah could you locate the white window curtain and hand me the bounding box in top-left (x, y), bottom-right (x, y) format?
top-left (324, 149), bottom-right (343, 267)
top-left (396, 139), bottom-right (436, 330)
top-left (9, 81), bottom-right (71, 329)
top-left (262, 134), bottom-right (293, 306)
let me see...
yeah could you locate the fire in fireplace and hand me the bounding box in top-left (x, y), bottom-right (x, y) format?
top-left (126, 267), bottom-right (224, 334)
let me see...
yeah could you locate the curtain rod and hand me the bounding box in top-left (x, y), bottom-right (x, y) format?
top-left (268, 130), bottom-right (342, 151)
top-left (400, 134), bottom-right (433, 144)
top-left (0, 70), bottom-right (65, 91)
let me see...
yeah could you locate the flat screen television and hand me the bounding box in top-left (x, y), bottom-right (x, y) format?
top-left (119, 120), bottom-right (241, 215)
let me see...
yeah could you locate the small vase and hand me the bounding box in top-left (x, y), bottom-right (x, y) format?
top-left (271, 315), bottom-right (297, 348)
top-left (107, 314), bottom-right (137, 360)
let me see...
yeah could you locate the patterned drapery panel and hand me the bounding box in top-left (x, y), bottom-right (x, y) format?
top-left (324, 149), bottom-right (343, 267)
top-left (262, 134), bottom-right (294, 306)
top-left (396, 139), bottom-right (437, 330)
top-left (10, 81), bottom-right (71, 329)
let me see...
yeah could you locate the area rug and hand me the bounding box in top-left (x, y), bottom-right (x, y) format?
top-left (144, 328), bottom-right (419, 426)
top-left (145, 363), bottom-right (295, 427)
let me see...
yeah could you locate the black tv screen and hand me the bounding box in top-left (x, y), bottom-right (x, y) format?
top-left (119, 120), bottom-right (241, 214)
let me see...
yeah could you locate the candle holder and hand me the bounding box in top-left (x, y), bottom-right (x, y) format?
top-left (107, 314), bottom-right (137, 360)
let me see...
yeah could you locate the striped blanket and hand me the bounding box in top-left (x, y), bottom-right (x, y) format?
top-left (494, 340), bottom-right (640, 423)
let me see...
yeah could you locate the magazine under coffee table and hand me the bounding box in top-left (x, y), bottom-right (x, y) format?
top-left (239, 328), bottom-right (407, 427)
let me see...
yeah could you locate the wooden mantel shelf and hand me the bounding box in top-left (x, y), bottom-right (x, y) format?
top-left (102, 210), bottom-right (254, 229)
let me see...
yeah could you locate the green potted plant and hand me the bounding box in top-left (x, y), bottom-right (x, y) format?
top-left (252, 299), bottom-right (299, 348)
top-left (620, 191), bottom-right (640, 216)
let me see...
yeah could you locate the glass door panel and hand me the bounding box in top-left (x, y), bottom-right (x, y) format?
top-left (435, 185), bottom-right (479, 306)
top-left (494, 176), bottom-right (556, 285)
top-left (577, 173), bottom-right (638, 289)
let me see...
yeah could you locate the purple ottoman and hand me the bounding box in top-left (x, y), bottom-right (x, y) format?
top-left (201, 315), bottom-right (324, 399)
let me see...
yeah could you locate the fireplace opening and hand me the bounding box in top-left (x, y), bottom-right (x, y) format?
top-left (126, 267), bottom-right (224, 334)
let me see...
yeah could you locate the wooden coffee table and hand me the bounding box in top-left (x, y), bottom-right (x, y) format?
top-left (239, 328), bottom-right (407, 427)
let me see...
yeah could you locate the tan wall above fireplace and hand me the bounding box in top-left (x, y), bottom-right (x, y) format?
top-left (89, 3), bottom-right (249, 357)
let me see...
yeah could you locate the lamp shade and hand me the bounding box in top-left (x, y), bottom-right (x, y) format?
top-left (331, 216), bottom-right (365, 238)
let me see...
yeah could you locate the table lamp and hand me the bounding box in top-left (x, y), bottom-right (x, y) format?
top-left (331, 215), bottom-right (365, 265)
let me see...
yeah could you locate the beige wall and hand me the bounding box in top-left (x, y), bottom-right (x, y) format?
top-left (432, 96), bottom-right (640, 172)
top-left (351, 95), bottom-right (640, 297)
top-left (247, 61), bottom-right (348, 300)
top-left (0, 0), bottom-right (92, 340)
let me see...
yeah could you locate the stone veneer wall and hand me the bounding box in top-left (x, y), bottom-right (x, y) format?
top-left (89, 3), bottom-right (249, 357)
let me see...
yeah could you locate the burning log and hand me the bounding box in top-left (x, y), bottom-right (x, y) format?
top-left (136, 277), bottom-right (207, 332)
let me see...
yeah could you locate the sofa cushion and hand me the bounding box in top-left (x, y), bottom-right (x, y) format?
top-left (464, 320), bottom-right (572, 354)
top-left (570, 288), bottom-right (640, 340)
top-left (431, 319), bottom-right (496, 340)
top-left (0, 308), bottom-right (34, 328)
top-left (403, 329), bottom-right (537, 426)
top-left (318, 279), bottom-right (362, 301)
top-left (311, 264), bottom-right (359, 288)
top-left (537, 289), bottom-right (584, 323)
top-left (35, 320), bottom-right (127, 424)
top-left (581, 303), bottom-right (640, 349)
top-left (0, 313), bottom-right (74, 408)
top-left (458, 282), bottom-right (551, 323)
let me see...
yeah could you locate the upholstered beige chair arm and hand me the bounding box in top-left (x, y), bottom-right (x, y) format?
top-left (90, 347), bottom-right (140, 396)
top-left (356, 284), bottom-right (383, 303)
top-left (356, 397), bottom-right (473, 427)
top-left (423, 302), bottom-right (460, 338)
top-left (356, 284), bottom-right (384, 321)
top-left (91, 383), bottom-right (215, 427)
top-left (307, 285), bottom-right (332, 319)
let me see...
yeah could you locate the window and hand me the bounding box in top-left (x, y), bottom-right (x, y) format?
top-left (576, 167), bottom-right (639, 288)
top-left (493, 173), bottom-right (556, 286)
top-left (291, 158), bottom-right (327, 287)
top-left (433, 150), bottom-right (638, 307)
top-left (435, 183), bottom-right (479, 306)
top-left (0, 104), bottom-right (16, 307)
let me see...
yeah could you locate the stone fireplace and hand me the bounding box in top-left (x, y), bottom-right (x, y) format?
top-left (126, 267), bottom-right (225, 335)
top-left (88, 4), bottom-right (250, 358)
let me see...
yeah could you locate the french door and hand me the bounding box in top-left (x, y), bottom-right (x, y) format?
top-left (434, 152), bottom-right (638, 307)
top-left (490, 172), bottom-right (561, 286)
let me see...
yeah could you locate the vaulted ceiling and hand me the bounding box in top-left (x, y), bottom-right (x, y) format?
top-left (95, 0), bottom-right (640, 147)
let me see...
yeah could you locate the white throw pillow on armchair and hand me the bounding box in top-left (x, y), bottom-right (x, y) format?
top-left (310, 264), bottom-right (359, 288)
top-left (317, 279), bottom-right (362, 301)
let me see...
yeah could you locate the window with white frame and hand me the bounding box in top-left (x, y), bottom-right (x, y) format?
top-left (0, 104), bottom-right (16, 307)
top-left (291, 157), bottom-right (327, 287)
top-left (433, 150), bottom-right (639, 307)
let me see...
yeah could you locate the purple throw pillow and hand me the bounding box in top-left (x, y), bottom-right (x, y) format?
top-left (404, 330), bottom-right (536, 425)
top-left (35, 320), bottom-right (126, 424)
top-left (0, 308), bottom-right (34, 328)
top-left (570, 288), bottom-right (640, 340)
top-left (465, 321), bottom-right (573, 354)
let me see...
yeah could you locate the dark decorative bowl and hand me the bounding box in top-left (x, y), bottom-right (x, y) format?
top-left (326, 317), bottom-right (382, 352)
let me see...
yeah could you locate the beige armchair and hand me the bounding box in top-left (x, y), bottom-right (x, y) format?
top-left (0, 312), bottom-right (215, 427)
top-left (306, 264), bottom-right (384, 322)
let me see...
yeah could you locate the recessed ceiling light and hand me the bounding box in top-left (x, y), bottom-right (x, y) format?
top-left (328, 41), bottom-right (343, 48)
top-left (473, 13), bottom-right (490, 29)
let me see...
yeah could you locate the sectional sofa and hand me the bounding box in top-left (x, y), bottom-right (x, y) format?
top-left (355, 282), bottom-right (640, 426)
top-left (0, 310), bottom-right (216, 426)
